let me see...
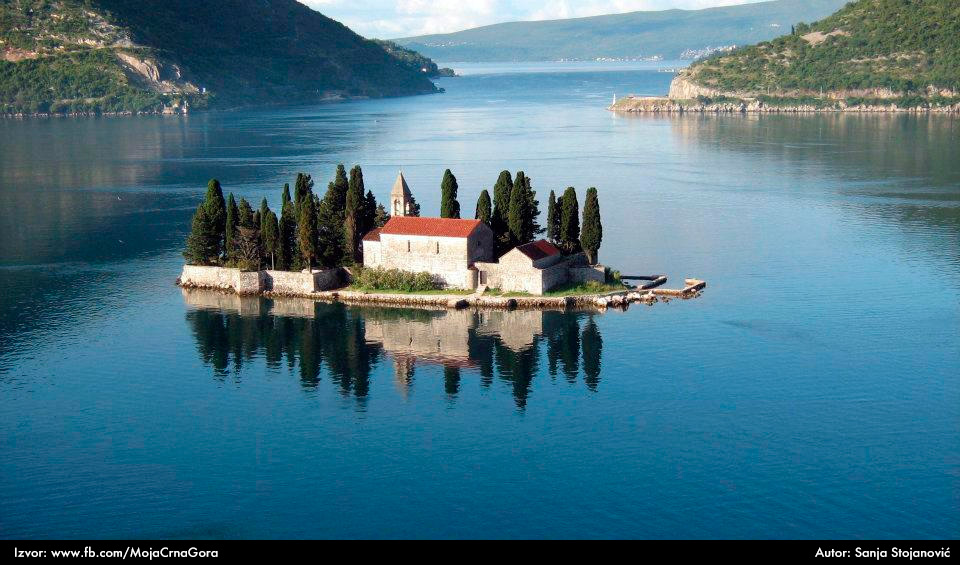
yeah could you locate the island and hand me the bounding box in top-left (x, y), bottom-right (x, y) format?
top-left (176, 167), bottom-right (705, 311)
top-left (611, 0), bottom-right (960, 114)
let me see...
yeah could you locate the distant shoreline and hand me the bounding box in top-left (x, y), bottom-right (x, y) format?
top-left (609, 95), bottom-right (960, 114)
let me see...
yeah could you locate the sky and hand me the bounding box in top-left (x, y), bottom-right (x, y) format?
top-left (303, 0), bottom-right (772, 39)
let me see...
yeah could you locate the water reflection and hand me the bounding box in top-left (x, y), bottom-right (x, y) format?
top-left (182, 288), bottom-right (604, 408)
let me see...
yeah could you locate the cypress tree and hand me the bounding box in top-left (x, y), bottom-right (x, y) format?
top-left (225, 193), bottom-right (238, 260)
top-left (278, 197), bottom-right (297, 271)
top-left (317, 171), bottom-right (345, 268)
top-left (580, 187), bottom-right (602, 264)
top-left (259, 198), bottom-right (269, 228)
top-left (374, 203), bottom-right (390, 228)
top-left (183, 203), bottom-right (218, 265)
top-left (344, 165), bottom-right (365, 264)
top-left (281, 183), bottom-right (292, 208)
top-left (202, 179), bottom-right (226, 259)
top-left (262, 210), bottom-right (280, 270)
top-left (559, 186), bottom-right (580, 255)
top-left (238, 197), bottom-right (255, 229)
top-left (507, 171), bottom-right (527, 246)
top-left (491, 170), bottom-right (513, 253)
top-left (362, 190), bottom-right (378, 234)
top-left (328, 164), bottom-right (349, 212)
top-left (440, 169), bottom-right (461, 218)
top-left (475, 189), bottom-right (492, 225)
top-left (546, 190), bottom-right (558, 243)
top-left (293, 173), bottom-right (314, 218)
top-left (297, 194), bottom-right (318, 269)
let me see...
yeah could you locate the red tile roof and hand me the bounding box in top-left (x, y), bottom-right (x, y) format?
top-left (515, 239), bottom-right (560, 261)
top-left (380, 216), bottom-right (484, 238)
top-left (362, 227), bottom-right (382, 242)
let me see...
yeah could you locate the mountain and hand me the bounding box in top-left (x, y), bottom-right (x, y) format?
top-left (670, 0), bottom-right (959, 106)
top-left (0, 0), bottom-right (441, 115)
top-left (394, 0), bottom-right (849, 62)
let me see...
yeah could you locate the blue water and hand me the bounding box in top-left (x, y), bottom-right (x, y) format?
top-left (1, 62), bottom-right (958, 539)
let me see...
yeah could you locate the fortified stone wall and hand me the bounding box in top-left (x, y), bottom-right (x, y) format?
top-left (178, 265), bottom-right (343, 295)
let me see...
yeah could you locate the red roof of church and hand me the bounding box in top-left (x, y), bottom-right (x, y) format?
top-left (379, 216), bottom-right (484, 238)
top-left (362, 227), bottom-right (382, 242)
top-left (515, 239), bottom-right (560, 261)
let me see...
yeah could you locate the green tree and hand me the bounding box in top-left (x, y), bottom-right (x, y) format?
top-left (278, 196), bottom-right (297, 271)
top-left (546, 190), bottom-right (558, 243)
top-left (327, 164), bottom-right (349, 212)
top-left (343, 165), bottom-right (365, 264)
top-left (559, 186), bottom-right (580, 255)
top-left (475, 189), bottom-right (492, 225)
top-left (374, 204), bottom-right (390, 227)
top-left (238, 197), bottom-right (255, 229)
top-left (297, 194), bottom-right (318, 269)
top-left (225, 193), bottom-right (238, 260)
top-left (491, 170), bottom-right (513, 253)
top-left (316, 171), bottom-right (345, 268)
top-left (183, 203), bottom-right (219, 266)
top-left (262, 209), bottom-right (279, 270)
top-left (293, 172), bottom-right (314, 218)
top-left (281, 183), bottom-right (292, 209)
top-left (202, 179), bottom-right (227, 259)
top-left (580, 187), bottom-right (602, 264)
top-left (507, 171), bottom-right (542, 246)
top-left (440, 169), bottom-right (461, 218)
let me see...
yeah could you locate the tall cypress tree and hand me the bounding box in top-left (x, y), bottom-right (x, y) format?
top-left (202, 179), bottom-right (227, 260)
top-left (475, 189), bottom-right (492, 225)
top-left (297, 194), bottom-right (318, 269)
top-left (344, 165), bottom-right (365, 264)
top-left (580, 187), bottom-right (602, 264)
top-left (225, 193), bottom-right (238, 260)
top-left (293, 173), bottom-right (314, 218)
top-left (507, 171), bottom-right (527, 246)
top-left (183, 203), bottom-right (218, 266)
top-left (559, 186), bottom-right (580, 255)
top-left (328, 164), bottom-right (349, 212)
top-left (238, 197), bottom-right (255, 229)
top-left (362, 190), bottom-right (377, 234)
top-left (281, 183), bottom-right (292, 209)
top-left (491, 170), bottom-right (513, 253)
top-left (317, 170), bottom-right (345, 268)
top-left (440, 169), bottom-right (461, 218)
top-left (278, 196), bottom-right (297, 271)
top-left (262, 210), bottom-right (280, 270)
top-left (546, 190), bottom-right (558, 243)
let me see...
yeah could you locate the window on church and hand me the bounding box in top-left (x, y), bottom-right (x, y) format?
top-left (435, 242), bottom-right (439, 254)
top-left (407, 240), bottom-right (411, 252)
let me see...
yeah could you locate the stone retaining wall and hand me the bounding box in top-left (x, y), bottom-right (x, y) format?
top-left (178, 265), bottom-right (343, 295)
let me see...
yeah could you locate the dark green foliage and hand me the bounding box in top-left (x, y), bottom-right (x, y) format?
top-left (558, 187), bottom-right (580, 255)
top-left (261, 210), bottom-right (279, 270)
top-left (281, 183), bottom-right (292, 208)
top-left (202, 179), bottom-right (226, 259)
top-left (580, 187), bottom-right (602, 264)
top-left (475, 189), bottom-right (492, 225)
top-left (507, 171), bottom-right (542, 246)
top-left (352, 267), bottom-right (440, 292)
top-left (329, 165), bottom-right (349, 212)
top-left (407, 195), bottom-right (421, 217)
top-left (237, 197), bottom-right (255, 229)
top-left (691, 0), bottom-right (960, 96)
top-left (278, 196), bottom-right (297, 271)
top-left (546, 190), bottom-right (558, 243)
top-left (259, 198), bottom-right (269, 228)
top-left (491, 170), bottom-right (514, 254)
top-left (440, 169), bottom-right (461, 219)
top-left (225, 193), bottom-right (238, 260)
top-left (293, 173), bottom-right (314, 219)
top-left (183, 203), bottom-right (219, 265)
top-left (362, 190), bottom-right (378, 234)
top-left (233, 226), bottom-right (262, 271)
top-left (297, 194), bottom-right (318, 269)
top-left (316, 167), bottom-right (347, 268)
top-left (343, 165), bottom-right (365, 264)
top-left (374, 204), bottom-right (391, 227)
top-left (372, 39), bottom-right (456, 78)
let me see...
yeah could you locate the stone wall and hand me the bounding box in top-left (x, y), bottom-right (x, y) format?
top-left (178, 265), bottom-right (342, 295)
top-left (568, 265), bottom-right (605, 285)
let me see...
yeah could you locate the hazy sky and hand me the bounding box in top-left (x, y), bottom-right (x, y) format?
top-left (303, 0), bottom-right (771, 39)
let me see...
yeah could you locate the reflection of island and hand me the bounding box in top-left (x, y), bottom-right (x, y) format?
top-left (183, 289), bottom-right (603, 408)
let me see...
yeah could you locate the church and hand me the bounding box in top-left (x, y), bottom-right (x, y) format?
top-left (362, 172), bottom-right (495, 290)
top-left (361, 171), bottom-right (604, 294)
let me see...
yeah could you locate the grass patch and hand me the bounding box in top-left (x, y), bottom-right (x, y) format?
top-left (346, 285), bottom-right (472, 296)
top-left (543, 280), bottom-right (628, 297)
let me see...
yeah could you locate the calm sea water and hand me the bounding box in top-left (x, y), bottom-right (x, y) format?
top-left (1, 62), bottom-right (957, 539)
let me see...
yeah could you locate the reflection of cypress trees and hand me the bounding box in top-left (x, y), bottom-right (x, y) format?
top-left (581, 317), bottom-right (603, 391)
top-left (544, 312), bottom-right (580, 383)
top-left (494, 340), bottom-right (540, 409)
top-left (444, 366), bottom-right (461, 397)
top-left (185, 301), bottom-right (382, 398)
top-left (467, 314), bottom-right (496, 388)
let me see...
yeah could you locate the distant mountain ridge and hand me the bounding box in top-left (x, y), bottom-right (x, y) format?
top-left (395, 0), bottom-right (849, 62)
top-left (0, 0), bottom-right (442, 115)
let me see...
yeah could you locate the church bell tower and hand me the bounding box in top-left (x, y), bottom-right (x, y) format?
top-left (390, 170), bottom-right (413, 217)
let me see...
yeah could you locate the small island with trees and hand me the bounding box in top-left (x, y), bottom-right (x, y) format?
top-left (178, 165), bottom-right (705, 310)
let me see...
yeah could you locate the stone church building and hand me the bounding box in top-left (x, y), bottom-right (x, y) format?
top-left (362, 172), bottom-right (603, 294)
